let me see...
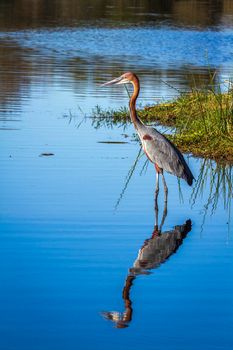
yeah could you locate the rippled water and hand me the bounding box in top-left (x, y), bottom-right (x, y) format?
top-left (0, 1), bottom-right (233, 350)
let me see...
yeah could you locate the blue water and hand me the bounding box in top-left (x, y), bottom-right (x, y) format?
top-left (2, 28), bottom-right (233, 68)
top-left (0, 1), bottom-right (233, 349)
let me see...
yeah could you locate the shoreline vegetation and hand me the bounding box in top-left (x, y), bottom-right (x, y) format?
top-left (92, 84), bottom-right (233, 163)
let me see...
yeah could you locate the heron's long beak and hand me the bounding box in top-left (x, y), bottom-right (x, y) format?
top-left (100, 76), bottom-right (123, 87)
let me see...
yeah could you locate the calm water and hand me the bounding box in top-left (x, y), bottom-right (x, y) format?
top-left (0, 1), bottom-right (233, 349)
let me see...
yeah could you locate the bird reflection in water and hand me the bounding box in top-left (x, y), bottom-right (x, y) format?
top-left (101, 202), bottom-right (191, 328)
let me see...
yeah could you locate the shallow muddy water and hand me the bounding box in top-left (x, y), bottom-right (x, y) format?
top-left (0, 1), bottom-right (233, 350)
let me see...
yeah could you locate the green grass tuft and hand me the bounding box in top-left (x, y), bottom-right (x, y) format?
top-left (92, 82), bottom-right (233, 162)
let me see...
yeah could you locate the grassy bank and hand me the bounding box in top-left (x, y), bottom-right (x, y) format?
top-left (93, 86), bottom-right (233, 162)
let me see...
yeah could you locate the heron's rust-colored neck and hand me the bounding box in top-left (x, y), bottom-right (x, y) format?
top-left (129, 75), bottom-right (142, 129)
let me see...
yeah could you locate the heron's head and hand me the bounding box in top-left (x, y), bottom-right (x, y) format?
top-left (101, 72), bottom-right (137, 87)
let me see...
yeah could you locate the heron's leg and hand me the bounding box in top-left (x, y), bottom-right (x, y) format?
top-left (159, 199), bottom-right (168, 231)
top-left (154, 171), bottom-right (159, 227)
top-left (161, 172), bottom-right (168, 204)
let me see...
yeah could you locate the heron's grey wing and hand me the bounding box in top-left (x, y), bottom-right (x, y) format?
top-left (142, 127), bottom-right (194, 184)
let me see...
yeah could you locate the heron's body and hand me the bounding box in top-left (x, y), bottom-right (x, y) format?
top-left (102, 72), bottom-right (194, 198)
top-left (137, 123), bottom-right (193, 185)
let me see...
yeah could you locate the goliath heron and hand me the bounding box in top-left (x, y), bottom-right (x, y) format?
top-left (101, 72), bottom-right (194, 203)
